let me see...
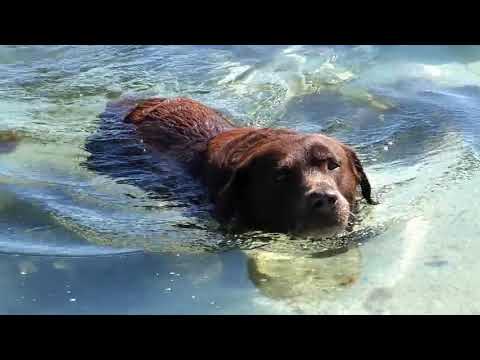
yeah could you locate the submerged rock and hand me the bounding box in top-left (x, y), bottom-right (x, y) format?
top-left (0, 130), bottom-right (22, 154)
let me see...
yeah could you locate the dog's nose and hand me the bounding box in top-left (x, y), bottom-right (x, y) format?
top-left (309, 190), bottom-right (338, 211)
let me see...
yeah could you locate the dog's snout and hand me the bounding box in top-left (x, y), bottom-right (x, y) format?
top-left (309, 190), bottom-right (338, 211)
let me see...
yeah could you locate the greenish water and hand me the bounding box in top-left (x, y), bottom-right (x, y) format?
top-left (1, 45), bottom-right (480, 314)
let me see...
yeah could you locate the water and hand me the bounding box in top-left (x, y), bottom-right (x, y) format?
top-left (1, 45), bottom-right (480, 314)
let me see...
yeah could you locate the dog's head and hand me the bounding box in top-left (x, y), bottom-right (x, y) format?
top-left (216, 131), bottom-right (376, 236)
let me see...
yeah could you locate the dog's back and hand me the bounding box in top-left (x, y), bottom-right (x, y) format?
top-left (84, 97), bottom-right (225, 215)
top-left (124, 98), bottom-right (236, 168)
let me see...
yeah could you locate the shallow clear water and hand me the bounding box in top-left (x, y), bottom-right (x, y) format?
top-left (1, 45), bottom-right (480, 314)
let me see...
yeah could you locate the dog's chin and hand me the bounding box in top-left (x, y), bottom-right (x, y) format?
top-left (294, 210), bottom-right (350, 239)
top-left (295, 223), bottom-right (347, 239)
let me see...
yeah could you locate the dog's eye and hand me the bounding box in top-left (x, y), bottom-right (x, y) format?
top-left (327, 159), bottom-right (340, 170)
top-left (274, 168), bottom-right (291, 182)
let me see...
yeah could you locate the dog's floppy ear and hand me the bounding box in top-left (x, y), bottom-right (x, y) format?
top-left (215, 159), bottom-right (252, 222)
top-left (343, 145), bottom-right (378, 205)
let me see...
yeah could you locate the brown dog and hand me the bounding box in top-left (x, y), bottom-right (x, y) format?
top-left (124, 97), bottom-right (376, 236)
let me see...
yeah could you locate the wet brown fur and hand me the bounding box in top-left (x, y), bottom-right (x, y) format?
top-left (124, 97), bottom-right (376, 233)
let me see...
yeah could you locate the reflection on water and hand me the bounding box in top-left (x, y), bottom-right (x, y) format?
top-left (1, 45), bottom-right (480, 314)
top-left (246, 247), bottom-right (362, 302)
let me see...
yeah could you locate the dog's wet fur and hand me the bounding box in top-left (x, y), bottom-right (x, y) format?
top-left (118, 97), bottom-right (376, 237)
